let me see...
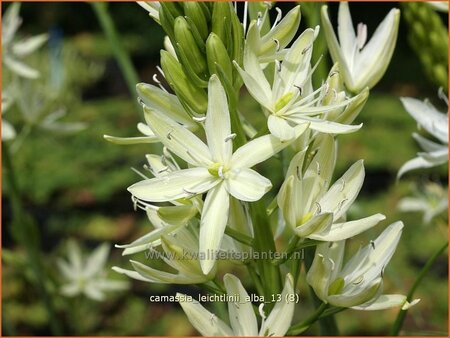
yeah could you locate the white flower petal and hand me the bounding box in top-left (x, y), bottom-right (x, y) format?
top-left (84, 243), bottom-right (110, 278)
top-left (178, 293), bottom-right (233, 336)
top-left (337, 2), bottom-right (356, 61)
top-left (4, 56), bottom-right (39, 79)
top-left (223, 274), bottom-right (258, 336)
top-left (356, 8), bottom-right (400, 90)
top-left (143, 106), bottom-right (212, 166)
top-left (320, 160), bottom-right (365, 219)
top-left (320, 5), bottom-right (354, 90)
top-left (128, 168), bottom-right (218, 202)
top-left (397, 156), bottom-right (439, 178)
top-left (199, 183), bottom-right (230, 274)
top-left (12, 33), bottom-right (47, 56)
top-left (309, 213), bottom-right (385, 241)
top-left (226, 168), bottom-right (272, 202)
top-left (205, 75), bottom-right (232, 163)
top-left (103, 135), bottom-right (158, 145)
top-left (232, 123), bottom-right (308, 168)
top-left (137, 83), bottom-right (195, 128)
top-left (130, 260), bottom-right (207, 284)
top-left (259, 274), bottom-right (295, 336)
top-left (303, 117), bottom-right (362, 134)
top-left (352, 294), bottom-right (408, 310)
top-left (268, 115), bottom-right (297, 141)
top-left (401, 97), bottom-right (448, 143)
top-left (112, 266), bottom-right (154, 282)
top-left (233, 59), bottom-right (272, 110)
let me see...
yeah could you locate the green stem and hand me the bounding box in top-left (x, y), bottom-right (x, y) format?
top-left (91, 3), bottom-right (140, 110)
top-left (225, 226), bottom-right (254, 247)
top-left (390, 241), bottom-right (448, 336)
top-left (250, 201), bottom-right (282, 309)
top-left (3, 144), bottom-right (63, 335)
top-left (287, 302), bottom-right (328, 335)
top-left (272, 239), bottom-right (319, 266)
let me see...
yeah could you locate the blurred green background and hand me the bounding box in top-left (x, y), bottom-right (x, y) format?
top-left (2, 2), bottom-right (448, 336)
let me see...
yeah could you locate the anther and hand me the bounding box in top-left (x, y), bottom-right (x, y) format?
top-left (353, 275), bottom-right (364, 285)
top-left (301, 45), bottom-right (312, 55)
top-left (328, 258), bottom-right (335, 270)
top-left (225, 133), bottom-right (236, 142)
top-left (257, 12), bottom-right (262, 26)
top-left (294, 85), bottom-right (303, 96)
top-left (218, 166), bottom-right (225, 179)
top-left (296, 166), bottom-right (301, 180)
top-left (275, 60), bottom-right (281, 72)
top-left (337, 199), bottom-right (348, 212)
top-left (182, 188), bottom-right (196, 196)
top-left (273, 38), bottom-right (280, 52)
top-left (157, 166), bottom-right (169, 174)
top-left (152, 74), bottom-right (161, 84)
top-left (316, 161), bottom-right (321, 175)
top-left (370, 240), bottom-right (375, 250)
top-left (340, 179), bottom-right (346, 192)
top-left (315, 202), bottom-right (322, 214)
top-left (193, 116), bottom-right (207, 122)
top-left (166, 129), bottom-right (174, 140)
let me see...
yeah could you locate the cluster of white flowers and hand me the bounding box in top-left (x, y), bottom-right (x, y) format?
top-left (109, 2), bottom-right (418, 335)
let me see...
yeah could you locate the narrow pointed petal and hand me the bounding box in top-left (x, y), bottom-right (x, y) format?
top-left (337, 2), bottom-right (356, 61)
top-left (199, 183), bottom-right (230, 274)
top-left (364, 221), bottom-right (403, 281)
top-left (296, 212), bottom-right (333, 238)
top-left (103, 135), bottom-right (158, 145)
top-left (397, 156), bottom-right (438, 178)
top-left (144, 106), bottom-right (212, 166)
top-left (205, 75), bottom-right (232, 163)
top-left (277, 175), bottom-right (297, 229)
top-left (352, 294), bottom-right (408, 310)
top-left (401, 98), bottom-right (448, 144)
top-left (320, 5), bottom-right (354, 89)
top-left (178, 293), bottom-right (234, 336)
top-left (356, 9), bottom-right (400, 90)
top-left (259, 274), bottom-right (295, 336)
top-left (224, 274), bottom-right (259, 336)
top-left (232, 123), bottom-right (308, 168)
top-left (413, 132), bottom-right (445, 152)
top-left (130, 260), bottom-right (207, 284)
top-left (268, 115), bottom-right (297, 141)
top-left (226, 168), bottom-right (272, 202)
top-left (327, 278), bottom-right (382, 308)
top-left (4, 56), bottom-right (39, 79)
top-left (85, 244), bottom-right (110, 278)
top-left (12, 33), bottom-right (48, 56)
top-left (320, 160), bottom-right (365, 220)
top-left (233, 59), bottom-right (272, 110)
top-left (303, 117), bottom-right (362, 134)
top-left (137, 83), bottom-right (195, 128)
top-left (309, 213), bottom-right (385, 241)
top-left (307, 241), bottom-right (346, 301)
top-left (128, 168), bottom-right (218, 202)
top-left (273, 28), bottom-right (315, 101)
top-left (112, 266), bottom-right (153, 282)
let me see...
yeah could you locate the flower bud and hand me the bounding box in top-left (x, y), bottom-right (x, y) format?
top-left (206, 32), bottom-right (233, 82)
top-left (174, 17), bottom-right (207, 78)
top-left (183, 2), bottom-right (209, 41)
top-left (160, 50), bottom-right (207, 116)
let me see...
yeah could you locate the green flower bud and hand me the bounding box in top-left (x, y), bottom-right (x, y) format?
top-left (174, 16), bottom-right (208, 79)
top-left (183, 2), bottom-right (209, 40)
top-left (206, 32), bottom-right (233, 81)
top-left (160, 50), bottom-right (207, 116)
top-left (211, 2), bottom-right (232, 48)
top-left (260, 5), bottom-right (301, 56)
